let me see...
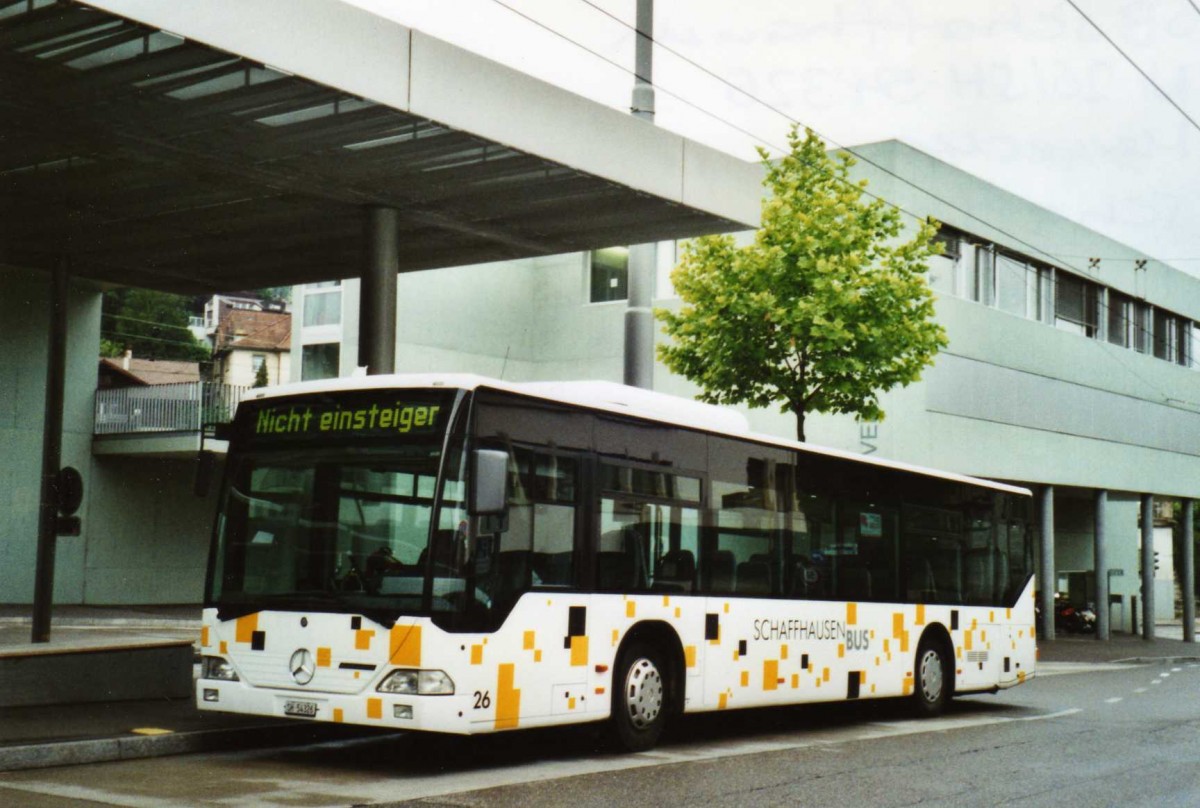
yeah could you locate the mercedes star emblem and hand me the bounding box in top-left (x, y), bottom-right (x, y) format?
top-left (289, 648), bottom-right (316, 685)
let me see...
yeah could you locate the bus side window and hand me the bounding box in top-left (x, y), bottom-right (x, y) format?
top-left (837, 499), bottom-right (898, 602)
top-left (709, 457), bottom-right (786, 597)
top-left (902, 499), bottom-right (965, 605)
top-left (479, 447), bottom-right (578, 612)
top-left (596, 464), bottom-right (701, 594)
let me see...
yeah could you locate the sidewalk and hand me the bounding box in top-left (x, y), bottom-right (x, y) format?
top-left (1, 608), bottom-right (1197, 773)
top-left (0, 606), bottom-right (370, 773)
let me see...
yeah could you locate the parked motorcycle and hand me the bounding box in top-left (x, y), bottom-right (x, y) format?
top-left (1054, 597), bottom-right (1097, 634)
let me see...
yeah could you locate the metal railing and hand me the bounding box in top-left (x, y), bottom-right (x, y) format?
top-left (94, 382), bottom-right (248, 435)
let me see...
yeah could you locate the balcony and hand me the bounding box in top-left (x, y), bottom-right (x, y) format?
top-left (93, 382), bottom-right (247, 457)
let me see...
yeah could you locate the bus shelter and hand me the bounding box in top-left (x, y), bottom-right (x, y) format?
top-left (0, 0), bottom-right (759, 639)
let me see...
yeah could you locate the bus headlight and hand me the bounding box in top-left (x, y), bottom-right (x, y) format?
top-left (377, 669), bottom-right (454, 695)
top-left (201, 656), bottom-right (240, 681)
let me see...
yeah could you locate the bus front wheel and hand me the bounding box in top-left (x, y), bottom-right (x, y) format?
top-left (611, 640), bottom-right (668, 752)
top-left (912, 634), bottom-right (952, 717)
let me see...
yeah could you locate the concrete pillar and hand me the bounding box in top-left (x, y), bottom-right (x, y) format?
top-left (1183, 498), bottom-right (1195, 643)
top-left (1141, 494), bottom-right (1155, 640)
top-left (623, 243), bottom-right (655, 389)
top-left (360, 207), bottom-right (398, 376)
top-left (1039, 485), bottom-right (1055, 641)
top-left (1094, 489), bottom-right (1109, 640)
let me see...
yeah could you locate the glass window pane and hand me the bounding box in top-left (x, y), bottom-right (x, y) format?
top-left (304, 290), bottom-right (342, 326)
top-left (590, 247), bottom-right (629, 303)
top-left (1153, 309), bottom-right (1171, 359)
top-left (301, 343), bottom-right (340, 381)
top-left (1055, 273), bottom-right (1097, 335)
top-left (996, 255), bottom-right (1027, 316)
top-left (1134, 304), bottom-right (1150, 353)
top-left (974, 247), bottom-right (995, 305)
top-left (1107, 290), bottom-right (1129, 347)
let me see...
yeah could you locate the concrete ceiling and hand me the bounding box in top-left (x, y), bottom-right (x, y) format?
top-left (0, 0), bottom-right (759, 295)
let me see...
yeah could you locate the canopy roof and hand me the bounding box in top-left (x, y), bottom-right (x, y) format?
top-left (0, 0), bottom-right (759, 294)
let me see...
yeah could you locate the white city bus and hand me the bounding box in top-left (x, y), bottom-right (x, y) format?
top-left (197, 374), bottom-right (1036, 751)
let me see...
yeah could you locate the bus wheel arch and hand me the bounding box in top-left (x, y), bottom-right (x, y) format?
top-left (911, 623), bottom-right (954, 717)
top-left (609, 621), bottom-right (685, 751)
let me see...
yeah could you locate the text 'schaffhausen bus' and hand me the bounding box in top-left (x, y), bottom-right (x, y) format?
top-left (198, 374), bottom-right (1036, 750)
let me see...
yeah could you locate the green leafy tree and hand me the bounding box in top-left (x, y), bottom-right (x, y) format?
top-left (102, 288), bottom-right (210, 362)
top-left (656, 126), bottom-right (948, 442)
top-left (253, 360), bottom-right (269, 388)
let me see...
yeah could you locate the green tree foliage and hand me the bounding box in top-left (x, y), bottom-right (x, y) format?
top-left (253, 360), bottom-right (269, 388)
top-left (656, 126), bottom-right (948, 442)
top-left (102, 288), bottom-right (210, 362)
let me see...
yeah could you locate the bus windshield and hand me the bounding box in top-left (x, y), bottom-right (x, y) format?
top-left (207, 390), bottom-right (472, 623)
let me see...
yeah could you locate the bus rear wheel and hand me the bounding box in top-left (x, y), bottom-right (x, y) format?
top-left (912, 634), bottom-right (952, 717)
top-left (610, 640), bottom-right (668, 752)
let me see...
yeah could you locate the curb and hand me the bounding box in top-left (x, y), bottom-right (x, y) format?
top-left (0, 723), bottom-right (363, 773)
top-left (1110, 655), bottom-right (1200, 665)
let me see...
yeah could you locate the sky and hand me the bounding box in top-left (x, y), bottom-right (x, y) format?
top-left (345, 0), bottom-right (1200, 275)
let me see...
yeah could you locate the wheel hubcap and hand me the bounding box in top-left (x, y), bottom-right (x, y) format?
top-left (623, 657), bottom-right (664, 729)
top-left (919, 649), bottom-right (943, 702)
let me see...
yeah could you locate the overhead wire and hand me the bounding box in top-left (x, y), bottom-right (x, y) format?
top-left (1062, 0), bottom-right (1200, 136)
top-left (567, 0), bottom-right (1121, 278)
top-left (488, 0), bottom-right (1194, 402)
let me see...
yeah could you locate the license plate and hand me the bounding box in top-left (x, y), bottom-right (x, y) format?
top-left (284, 700), bottom-right (318, 718)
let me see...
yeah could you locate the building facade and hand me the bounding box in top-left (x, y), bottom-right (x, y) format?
top-left (292, 141), bottom-right (1200, 633)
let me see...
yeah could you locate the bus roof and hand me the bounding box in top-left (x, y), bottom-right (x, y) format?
top-left (244, 373), bottom-right (1032, 497)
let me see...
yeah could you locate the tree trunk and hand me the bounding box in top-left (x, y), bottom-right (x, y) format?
top-left (793, 403), bottom-right (806, 442)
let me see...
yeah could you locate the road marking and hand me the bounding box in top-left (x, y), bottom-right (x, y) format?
top-left (0, 709), bottom-right (1084, 807)
top-left (1151, 680), bottom-right (1162, 685)
top-left (1035, 662), bottom-right (1132, 677)
top-left (1104, 697), bottom-right (1122, 704)
top-left (1134, 687), bottom-right (1148, 693)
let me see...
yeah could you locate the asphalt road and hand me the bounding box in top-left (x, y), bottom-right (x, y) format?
top-left (2, 662), bottom-right (1198, 807)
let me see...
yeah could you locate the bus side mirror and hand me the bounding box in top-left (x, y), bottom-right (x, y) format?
top-left (471, 449), bottom-right (509, 515)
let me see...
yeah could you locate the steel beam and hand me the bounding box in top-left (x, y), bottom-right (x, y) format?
top-left (1141, 494), bottom-right (1155, 640)
top-left (360, 207), bottom-right (398, 376)
top-left (1039, 485), bottom-right (1055, 641)
top-left (31, 260), bottom-right (68, 643)
top-left (1094, 489), bottom-right (1109, 640)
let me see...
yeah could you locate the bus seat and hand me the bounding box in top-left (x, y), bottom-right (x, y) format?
top-left (655, 549), bottom-right (695, 591)
top-left (736, 561), bottom-right (771, 595)
top-left (907, 559), bottom-right (937, 602)
top-left (710, 549), bottom-right (735, 592)
top-left (749, 553), bottom-right (776, 591)
top-left (839, 565), bottom-right (873, 599)
top-left (419, 529), bottom-right (460, 573)
top-left (597, 551), bottom-right (634, 590)
top-left (531, 551), bottom-right (572, 586)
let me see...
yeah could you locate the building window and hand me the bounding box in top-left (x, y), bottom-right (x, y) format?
top-left (1054, 272), bottom-right (1098, 337)
top-left (251, 354), bottom-right (266, 372)
top-left (303, 284), bottom-right (342, 327)
top-left (1175, 318), bottom-right (1189, 366)
top-left (1107, 290), bottom-right (1130, 348)
top-left (1132, 303), bottom-right (1150, 353)
top-left (971, 246), bottom-right (995, 306)
top-left (589, 247), bottom-right (629, 303)
top-left (995, 253), bottom-right (1036, 318)
top-left (1153, 309), bottom-right (1172, 360)
top-left (301, 343), bottom-right (340, 381)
